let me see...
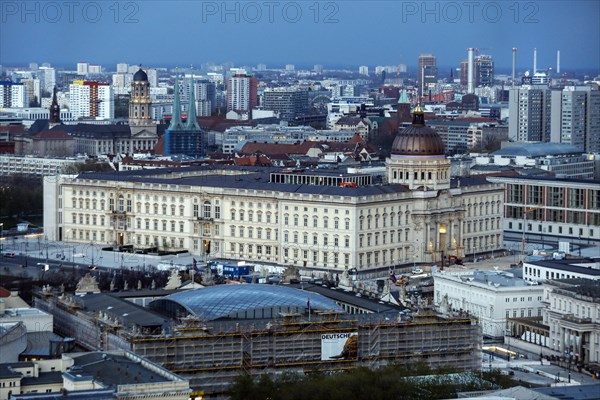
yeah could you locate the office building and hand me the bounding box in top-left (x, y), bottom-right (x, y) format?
top-left (487, 175), bottom-right (600, 245)
top-left (262, 87), bottom-right (309, 121)
top-left (476, 55), bottom-right (494, 87)
top-left (69, 80), bottom-right (113, 120)
top-left (418, 54), bottom-right (437, 95)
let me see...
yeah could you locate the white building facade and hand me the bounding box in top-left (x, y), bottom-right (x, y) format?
top-left (69, 80), bottom-right (113, 120)
top-left (434, 269), bottom-right (544, 337)
top-left (542, 279), bottom-right (600, 368)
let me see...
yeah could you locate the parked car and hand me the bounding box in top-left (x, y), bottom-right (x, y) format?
top-left (3, 253), bottom-right (16, 258)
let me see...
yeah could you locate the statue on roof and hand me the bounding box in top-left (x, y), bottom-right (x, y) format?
top-left (75, 273), bottom-right (100, 295)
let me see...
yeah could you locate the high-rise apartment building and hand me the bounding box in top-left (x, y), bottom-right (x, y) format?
top-left (418, 54), bottom-right (437, 96)
top-left (21, 78), bottom-right (41, 105)
top-left (77, 62), bottom-right (89, 75)
top-left (459, 60), bottom-right (468, 86)
top-left (38, 66), bottom-right (56, 94)
top-left (359, 66), bottom-right (369, 75)
top-left (116, 63), bottom-right (129, 73)
top-left (508, 85), bottom-right (552, 142)
top-left (69, 80), bottom-right (113, 120)
top-left (0, 81), bottom-right (28, 107)
top-left (551, 86), bottom-right (600, 152)
top-left (226, 74), bottom-right (257, 115)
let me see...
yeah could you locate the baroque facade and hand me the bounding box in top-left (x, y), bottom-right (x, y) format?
top-left (44, 108), bottom-right (504, 272)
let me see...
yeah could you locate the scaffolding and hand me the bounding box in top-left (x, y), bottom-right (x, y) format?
top-left (34, 291), bottom-right (481, 398)
top-left (129, 313), bottom-right (480, 396)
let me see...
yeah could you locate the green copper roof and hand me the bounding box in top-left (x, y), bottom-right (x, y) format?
top-left (398, 89), bottom-right (410, 104)
top-left (169, 73), bottom-right (183, 130)
top-left (186, 76), bottom-right (200, 131)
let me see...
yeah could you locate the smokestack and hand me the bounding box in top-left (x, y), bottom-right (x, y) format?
top-left (467, 47), bottom-right (475, 93)
top-left (512, 48), bottom-right (517, 87)
top-left (557, 50), bottom-right (560, 74)
top-left (533, 48), bottom-right (537, 74)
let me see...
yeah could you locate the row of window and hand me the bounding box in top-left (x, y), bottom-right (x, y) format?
top-left (508, 185), bottom-right (600, 209)
top-left (506, 308), bottom-right (541, 318)
top-left (230, 226), bottom-right (275, 240)
top-left (283, 231), bottom-right (349, 247)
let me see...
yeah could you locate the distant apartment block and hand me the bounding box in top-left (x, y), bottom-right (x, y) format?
top-left (221, 123), bottom-right (355, 153)
top-left (551, 86), bottom-right (600, 153)
top-left (0, 154), bottom-right (85, 176)
top-left (69, 80), bottom-right (114, 120)
top-left (0, 81), bottom-right (28, 108)
top-left (508, 85), bottom-right (552, 142)
top-left (226, 73), bottom-right (257, 117)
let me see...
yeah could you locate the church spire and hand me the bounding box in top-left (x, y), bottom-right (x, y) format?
top-left (49, 86), bottom-right (61, 124)
top-left (398, 89), bottom-right (410, 104)
top-left (186, 75), bottom-right (200, 130)
top-left (169, 72), bottom-right (183, 130)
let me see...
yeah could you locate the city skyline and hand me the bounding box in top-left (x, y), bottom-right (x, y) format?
top-left (1, 1), bottom-right (599, 72)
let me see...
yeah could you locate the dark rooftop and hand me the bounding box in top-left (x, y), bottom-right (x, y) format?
top-left (68, 352), bottom-right (178, 388)
top-left (73, 165), bottom-right (500, 198)
top-left (288, 283), bottom-right (404, 313)
top-left (75, 293), bottom-right (169, 328)
top-left (527, 258), bottom-right (600, 277)
top-left (10, 389), bottom-right (115, 399)
top-left (21, 371), bottom-right (63, 386)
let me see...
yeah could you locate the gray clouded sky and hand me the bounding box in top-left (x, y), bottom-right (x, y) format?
top-left (1, 0), bottom-right (599, 71)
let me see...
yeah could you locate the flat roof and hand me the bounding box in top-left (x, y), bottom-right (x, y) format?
top-left (68, 352), bottom-right (181, 388)
top-left (525, 259), bottom-right (600, 276)
top-left (75, 293), bottom-right (169, 328)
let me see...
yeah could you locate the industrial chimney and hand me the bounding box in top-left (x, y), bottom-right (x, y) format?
top-left (512, 48), bottom-right (517, 87)
top-left (467, 47), bottom-right (475, 93)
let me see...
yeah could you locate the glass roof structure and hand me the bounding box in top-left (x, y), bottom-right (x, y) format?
top-left (149, 284), bottom-right (343, 321)
top-left (493, 143), bottom-right (583, 157)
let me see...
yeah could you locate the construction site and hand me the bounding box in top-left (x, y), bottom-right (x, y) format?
top-left (34, 284), bottom-right (481, 398)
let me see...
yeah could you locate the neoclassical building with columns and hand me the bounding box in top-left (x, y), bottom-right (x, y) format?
top-left (44, 108), bottom-right (504, 272)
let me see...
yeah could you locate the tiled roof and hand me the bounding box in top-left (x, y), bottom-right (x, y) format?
top-left (34, 130), bottom-right (71, 140)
